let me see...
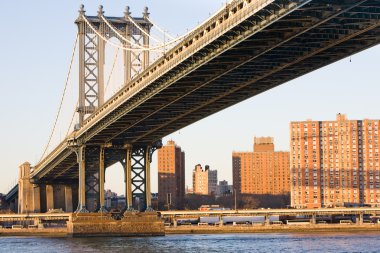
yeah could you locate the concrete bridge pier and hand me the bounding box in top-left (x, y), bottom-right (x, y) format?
top-left (18, 162), bottom-right (35, 214)
top-left (17, 162), bottom-right (77, 213)
top-left (46, 185), bottom-right (54, 211)
top-left (64, 186), bottom-right (73, 212)
top-left (33, 186), bottom-right (41, 213)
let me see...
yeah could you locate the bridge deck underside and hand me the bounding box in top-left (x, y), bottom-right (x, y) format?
top-left (34, 0), bottom-right (380, 182)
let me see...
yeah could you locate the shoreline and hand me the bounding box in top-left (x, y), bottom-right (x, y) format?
top-left (1, 224), bottom-right (380, 237)
top-left (165, 224), bottom-right (380, 234)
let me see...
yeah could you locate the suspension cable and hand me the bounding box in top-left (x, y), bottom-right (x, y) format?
top-left (40, 33), bottom-right (78, 162)
top-left (84, 15), bottom-right (183, 52)
top-left (127, 15), bottom-right (188, 49)
top-left (145, 17), bottom-right (175, 40)
top-left (126, 16), bottom-right (163, 44)
top-left (127, 16), bottom-right (191, 46)
top-left (100, 15), bottom-right (145, 50)
top-left (83, 15), bottom-right (164, 52)
top-left (65, 101), bottom-right (78, 137)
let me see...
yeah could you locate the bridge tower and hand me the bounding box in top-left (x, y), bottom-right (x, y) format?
top-left (71, 5), bottom-right (159, 214)
top-left (75, 5), bottom-right (152, 126)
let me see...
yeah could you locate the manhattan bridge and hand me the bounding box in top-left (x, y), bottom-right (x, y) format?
top-left (5, 0), bottom-right (380, 216)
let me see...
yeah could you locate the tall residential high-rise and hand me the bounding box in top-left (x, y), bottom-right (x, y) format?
top-left (192, 164), bottom-right (218, 195)
top-left (232, 137), bottom-right (290, 195)
top-left (290, 114), bottom-right (380, 208)
top-left (158, 140), bottom-right (185, 209)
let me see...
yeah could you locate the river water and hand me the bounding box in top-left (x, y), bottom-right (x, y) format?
top-left (0, 232), bottom-right (379, 252)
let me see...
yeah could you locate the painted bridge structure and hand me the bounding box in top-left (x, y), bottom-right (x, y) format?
top-left (9, 0), bottom-right (380, 214)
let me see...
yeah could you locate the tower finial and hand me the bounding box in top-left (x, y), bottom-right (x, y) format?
top-left (79, 4), bottom-right (85, 16)
top-left (143, 6), bottom-right (150, 19)
top-left (124, 6), bottom-right (131, 19)
top-left (98, 5), bottom-right (104, 16)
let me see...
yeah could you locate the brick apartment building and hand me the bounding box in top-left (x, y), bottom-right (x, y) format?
top-left (233, 137), bottom-right (290, 195)
top-left (291, 114), bottom-right (380, 208)
top-left (192, 164), bottom-right (218, 195)
top-left (157, 140), bottom-right (185, 209)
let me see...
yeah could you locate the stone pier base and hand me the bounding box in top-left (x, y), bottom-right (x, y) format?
top-left (67, 212), bottom-right (164, 237)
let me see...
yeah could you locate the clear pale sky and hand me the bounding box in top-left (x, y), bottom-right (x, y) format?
top-left (0, 1), bottom-right (379, 195)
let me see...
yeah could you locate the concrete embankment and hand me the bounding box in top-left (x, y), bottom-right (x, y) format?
top-left (165, 224), bottom-right (380, 234)
top-left (0, 228), bottom-right (68, 237)
top-left (1, 224), bottom-right (379, 237)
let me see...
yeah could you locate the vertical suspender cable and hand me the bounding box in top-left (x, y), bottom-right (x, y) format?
top-left (39, 33), bottom-right (79, 162)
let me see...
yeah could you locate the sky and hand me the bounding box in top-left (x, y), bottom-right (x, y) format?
top-left (0, 1), bottom-right (379, 195)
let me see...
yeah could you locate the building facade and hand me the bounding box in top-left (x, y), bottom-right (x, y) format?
top-left (158, 140), bottom-right (185, 209)
top-left (192, 164), bottom-right (218, 195)
top-left (232, 137), bottom-right (290, 195)
top-left (217, 180), bottom-right (233, 196)
top-left (291, 114), bottom-right (380, 208)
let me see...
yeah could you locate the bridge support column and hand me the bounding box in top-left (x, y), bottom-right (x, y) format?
top-left (265, 215), bottom-right (270, 226)
top-left (18, 162), bottom-right (34, 214)
top-left (84, 148), bottom-right (100, 212)
top-left (65, 186), bottom-right (73, 213)
top-left (311, 214), bottom-right (317, 225)
top-left (123, 39), bottom-right (132, 84)
top-left (130, 147), bottom-right (148, 211)
top-left (219, 216), bottom-right (224, 227)
top-left (76, 146), bottom-right (88, 213)
top-left (98, 147), bottom-right (107, 213)
top-left (77, 18), bottom-right (85, 127)
top-left (123, 145), bottom-right (134, 213)
top-left (142, 7), bottom-right (150, 70)
top-left (356, 213), bottom-right (364, 225)
top-left (97, 16), bottom-right (105, 108)
top-left (46, 185), bottom-right (54, 211)
top-left (33, 185), bottom-right (41, 213)
top-left (145, 146), bottom-right (153, 212)
top-left (127, 141), bottom-right (161, 212)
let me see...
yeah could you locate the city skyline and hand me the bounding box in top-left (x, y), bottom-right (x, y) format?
top-left (0, 1), bottom-right (380, 196)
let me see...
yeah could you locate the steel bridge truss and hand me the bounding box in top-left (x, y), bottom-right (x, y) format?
top-left (76, 6), bottom-right (152, 126)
